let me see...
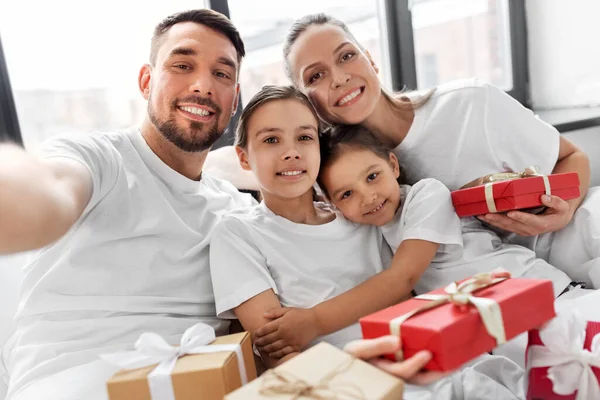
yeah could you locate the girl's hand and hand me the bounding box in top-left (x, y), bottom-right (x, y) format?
top-left (478, 194), bottom-right (573, 236)
top-left (343, 336), bottom-right (453, 385)
top-left (254, 307), bottom-right (320, 358)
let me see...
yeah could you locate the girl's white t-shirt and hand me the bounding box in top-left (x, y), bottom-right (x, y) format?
top-left (382, 179), bottom-right (571, 296)
top-left (209, 202), bottom-right (393, 349)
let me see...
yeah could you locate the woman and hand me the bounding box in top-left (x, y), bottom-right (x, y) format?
top-left (281, 13), bottom-right (598, 292)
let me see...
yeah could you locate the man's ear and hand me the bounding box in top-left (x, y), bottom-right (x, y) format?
top-left (389, 152), bottom-right (400, 179)
top-left (365, 50), bottom-right (379, 74)
top-left (138, 64), bottom-right (152, 100)
top-left (235, 145), bottom-right (252, 171)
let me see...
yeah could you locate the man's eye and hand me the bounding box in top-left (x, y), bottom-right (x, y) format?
top-left (175, 64), bottom-right (190, 70)
top-left (215, 71), bottom-right (230, 79)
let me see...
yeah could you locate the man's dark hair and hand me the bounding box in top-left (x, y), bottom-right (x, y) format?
top-left (150, 9), bottom-right (245, 68)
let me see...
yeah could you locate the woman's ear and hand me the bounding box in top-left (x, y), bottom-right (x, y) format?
top-left (235, 146), bottom-right (252, 171)
top-left (365, 50), bottom-right (379, 74)
top-left (389, 153), bottom-right (400, 179)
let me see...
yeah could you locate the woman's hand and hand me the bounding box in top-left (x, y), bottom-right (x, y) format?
top-left (254, 307), bottom-right (320, 358)
top-left (343, 336), bottom-right (453, 385)
top-left (478, 194), bottom-right (573, 236)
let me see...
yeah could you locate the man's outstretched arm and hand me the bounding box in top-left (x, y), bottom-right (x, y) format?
top-left (0, 143), bottom-right (92, 254)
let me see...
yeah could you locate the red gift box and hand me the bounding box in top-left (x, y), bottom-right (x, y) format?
top-left (451, 172), bottom-right (580, 217)
top-left (526, 320), bottom-right (600, 400)
top-left (360, 277), bottom-right (555, 372)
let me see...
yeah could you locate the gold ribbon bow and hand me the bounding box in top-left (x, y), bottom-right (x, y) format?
top-left (258, 358), bottom-right (366, 400)
top-left (388, 272), bottom-right (508, 361)
top-left (460, 166), bottom-right (551, 213)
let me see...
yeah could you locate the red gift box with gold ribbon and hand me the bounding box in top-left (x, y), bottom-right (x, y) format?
top-left (360, 275), bottom-right (555, 372)
top-left (451, 170), bottom-right (580, 218)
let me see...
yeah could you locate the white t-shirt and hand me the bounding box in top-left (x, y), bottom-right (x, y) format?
top-left (382, 179), bottom-right (570, 296)
top-left (397, 78), bottom-right (560, 191)
top-left (396, 78), bottom-right (571, 269)
top-left (7, 130), bottom-right (255, 399)
top-left (209, 202), bottom-right (393, 349)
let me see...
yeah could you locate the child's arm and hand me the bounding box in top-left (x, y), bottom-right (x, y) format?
top-left (255, 239), bottom-right (439, 357)
top-left (233, 289), bottom-right (301, 368)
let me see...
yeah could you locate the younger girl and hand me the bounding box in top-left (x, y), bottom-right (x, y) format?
top-left (255, 124), bottom-right (569, 356)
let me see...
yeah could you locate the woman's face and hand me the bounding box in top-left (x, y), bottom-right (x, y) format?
top-left (287, 24), bottom-right (381, 125)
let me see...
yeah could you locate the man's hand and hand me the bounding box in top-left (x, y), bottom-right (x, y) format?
top-left (254, 307), bottom-right (320, 358)
top-left (478, 194), bottom-right (573, 236)
top-left (343, 336), bottom-right (453, 385)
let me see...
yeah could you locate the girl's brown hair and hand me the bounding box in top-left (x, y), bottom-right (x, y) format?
top-left (283, 13), bottom-right (435, 113)
top-left (235, 85), bottom-right (319, 149)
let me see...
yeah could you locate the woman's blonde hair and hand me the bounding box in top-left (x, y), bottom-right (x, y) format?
top-left (283, 13), bottom-right (436, 113)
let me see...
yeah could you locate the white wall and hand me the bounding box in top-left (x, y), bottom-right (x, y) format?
top-left (527, 0), bottom-right (600, 108)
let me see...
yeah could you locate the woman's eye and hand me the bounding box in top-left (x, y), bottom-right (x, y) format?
top-left (367, 173), bottom-right (378, 182)
top-left (308, 72), bottom-right (323, 84)
top-left (341, 190), bottom-right (352, 200)
top-left (264, 137), bottom-right (278, 144)
top-left (341, 52), bottom-right (355, 62)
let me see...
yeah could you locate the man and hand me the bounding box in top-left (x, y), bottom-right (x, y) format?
top-left (0, 10), bottom-right (253, 399)
top-left (0, 9), bottom-right (441, 400)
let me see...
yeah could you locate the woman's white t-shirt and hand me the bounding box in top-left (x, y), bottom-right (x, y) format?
top-left (209, 202), bottom-right (393, 349)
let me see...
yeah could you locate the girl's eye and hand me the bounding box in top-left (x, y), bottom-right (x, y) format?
top-left (264, 137), bottom-right (278, 144)
top-left (341, 190), bottom-right (352, 200)
top-left (299, 135), bottom-right (313, 141)
top-left (367, 173), bottom-right (378, 182)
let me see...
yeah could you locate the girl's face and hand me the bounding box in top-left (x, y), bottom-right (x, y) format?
top-left (237, 99), bottom-right (320, 201)
top-left (320, 148), bottom-right (401, 226)
top-left (287, 24), bottom-right (381, 126)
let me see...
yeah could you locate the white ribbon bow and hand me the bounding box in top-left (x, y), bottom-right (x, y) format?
top-left (389, 274), bottom-right (507, 361)
top-left (528, 310), bottom-right (600, 400)
top-left (101, 323), bottom-right (248, 400)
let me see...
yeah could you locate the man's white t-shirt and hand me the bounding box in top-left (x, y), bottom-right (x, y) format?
top-left (382, 179), bottom-right (570, 296)
top-left (209, 202), bottom-right (393, 349)
top-left (6, 129), bottom-right (254, 399)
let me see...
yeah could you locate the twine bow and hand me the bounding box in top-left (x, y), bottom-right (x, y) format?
top-left (388, 272), bottom-right (508, 361)
top-left (100, 323), bottom-right (247, 400)
top-left (259, 358), bottom-right (366, 400)
top-left (528, 310), bottom-right (600, 400)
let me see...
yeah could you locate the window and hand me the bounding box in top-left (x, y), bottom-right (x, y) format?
top-left (228, 0), bottom-right (391, 106)
top-left (410, 0), bottom-right (513, 90)
top-left (0, 1), bottom-right (209, 150)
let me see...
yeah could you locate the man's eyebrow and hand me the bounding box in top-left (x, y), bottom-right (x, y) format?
top-left (168, 47), bottom-right (197, 58)
top-left (217, 56), bottom-right (237, 70)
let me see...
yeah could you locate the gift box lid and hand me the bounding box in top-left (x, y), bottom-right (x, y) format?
top-left (225, 342), bottom-right (404, 399)
top-left (360, 278), bottom-right (555, 370)
top-left (451, 172), bottom-right (579, 206)
top-left (107, 332), bottom-right (256, 400)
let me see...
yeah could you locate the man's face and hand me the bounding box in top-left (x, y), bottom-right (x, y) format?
top-left (141, 22), bottom-right (240, 152)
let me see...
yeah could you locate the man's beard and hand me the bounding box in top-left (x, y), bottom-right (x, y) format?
top-left (148, 95), bottom-right (224, 153)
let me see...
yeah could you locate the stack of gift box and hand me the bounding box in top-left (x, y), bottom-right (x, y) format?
top-left (101, 274), bottom-right (600, 399)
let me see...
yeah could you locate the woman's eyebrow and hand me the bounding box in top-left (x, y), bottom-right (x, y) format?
top-left (302, 41), bottom-right (353, 76)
